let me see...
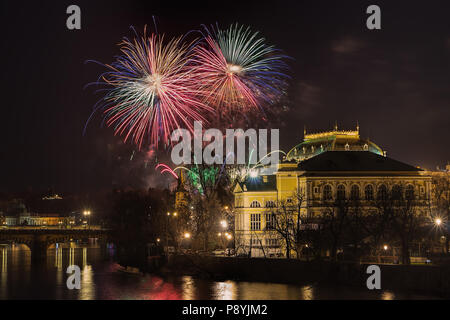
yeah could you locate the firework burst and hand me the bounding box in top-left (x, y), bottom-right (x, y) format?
top-left (192, 24), bottom-right (289, 117)
top-left (89, 28), bottom-right (212, 149)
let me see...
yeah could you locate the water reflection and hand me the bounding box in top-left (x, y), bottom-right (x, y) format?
top-left (182, 276), bottom-right (196, 300)
top-left (213, 281), bottom-right (236, 300)
top-left (381, 291), bottom-right (395, 300)
top-left (80, 265), bottom-right (95, 300)
top-left (0, 244), bottom-right (441, 300)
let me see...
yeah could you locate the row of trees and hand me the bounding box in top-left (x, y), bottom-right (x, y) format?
top-left (107, 163), bottom-right (235, 267)
top-left (265, 186), bottom-right (437, 264)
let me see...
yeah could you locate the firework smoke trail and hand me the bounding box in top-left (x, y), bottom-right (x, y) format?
top-left (88, 27), bottom-right (213, 149)
top-left (191, 24), bottom-right (290, 116)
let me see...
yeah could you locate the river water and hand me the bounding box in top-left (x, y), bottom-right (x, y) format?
top-left (0, 243), bottom-right (439, 300)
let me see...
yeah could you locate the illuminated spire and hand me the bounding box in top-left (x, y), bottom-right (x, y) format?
top-left (334, 121), bottom-right (338, 131)
top-left (356, 120), bottom-right (360, 133)
top-left (304, 125), bottom-right (307, 137)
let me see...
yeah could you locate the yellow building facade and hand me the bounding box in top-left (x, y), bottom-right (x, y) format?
top-left (233, 128), bottom-right (432, 258)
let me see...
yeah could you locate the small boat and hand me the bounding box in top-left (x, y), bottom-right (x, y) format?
top-left (117, 265), bottom-right (143, 276)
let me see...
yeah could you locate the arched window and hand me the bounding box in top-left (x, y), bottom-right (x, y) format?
top-left (392, 185), bottom-right (403, 200)
top-left (323, 185), bottom-right (333, 200)
top-left (265, 200), bottom-right (276, 208)
top-left (250, 201), bottom-right (261, 208)
top-left (337, 184), bottom-right (346, 200)
top-left (350, 185), bottom-right (360, 200)
top-left (378, 184), bottom-right (388, 201)
top-left (365, 185), bottom-right (374, 201)
top-left (406, 185), bottom-right (415, 200)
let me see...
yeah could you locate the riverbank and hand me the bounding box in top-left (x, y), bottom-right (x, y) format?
top-left (159, 255), bottom-right (450, 298)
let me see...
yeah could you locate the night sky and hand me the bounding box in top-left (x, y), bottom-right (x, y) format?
top-left (1, 0), bottom-right (449, 194)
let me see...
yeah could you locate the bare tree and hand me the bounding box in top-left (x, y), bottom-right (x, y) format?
top-left (321, 199), bottom-right (350, 262)
top-left (432, 174), bottom-right (450, 253)
top-left (266, 191), bottom-right (306, 259)
top-left (375, 185), bottom-right (430, 264)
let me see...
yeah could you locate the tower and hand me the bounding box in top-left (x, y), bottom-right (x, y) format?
top-left (175, 170), bottom-right (189, 210)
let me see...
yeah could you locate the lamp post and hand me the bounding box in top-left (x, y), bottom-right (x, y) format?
top-left (166, 212), bottom-right (170, 255)
top-left (83, 210), bottom-right (91, 229)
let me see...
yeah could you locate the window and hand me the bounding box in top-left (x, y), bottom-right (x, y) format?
top-left (250, 201), bottom-right (261, 208)
top-left (350, 185), bottom-right (360, 200)
top-left (323, 185), bottom-right (333, 200)
top-left (378, 184), bottom-right (388, 200)
top-left (265, 200), bottom-right (276, 208)
top-left (250, 214), bottom-right (261, 231)
top-left (266, 238), bottom-right (279, 247)
top-left (251, 238), bottom-right (260, 246)
top-left (365, 185), bottom-right (374, 201)
top-left (265, 213), bottom-right (275, 230)
top-left (392, 185), bottom-right (403, 200)
top-left (337, 184), bottom-right (346, 200)
top-left (406, 185), bottom-right (415, 200)
top-left (286, 198), bottom-right (293, 204)
top-left (314, 187), bottom-right (319, 194)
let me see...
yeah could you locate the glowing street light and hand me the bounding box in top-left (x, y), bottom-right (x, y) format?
top-left (184, 232), bottom-right (191, 239)
top-left (435, 218), bottom-right (442, 226)
top-left (220, 220), bottom-right (228, 229)
top-left (249, 170), bottom-right (258, 178)
top-left (226, 234), bottom-right (232, 240)
top-left (383, 245), bottom-right (388, 251)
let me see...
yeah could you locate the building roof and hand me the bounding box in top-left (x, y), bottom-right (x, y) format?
top-left (236, 175), bottom-right (277, 192)
top-left (285, 125), bottom-right (384, 162)
top-left (295, 151), bottom-right (421, 172)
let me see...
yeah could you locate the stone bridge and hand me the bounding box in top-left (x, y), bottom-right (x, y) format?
top-left (0, 227), bottom-right (111, 260)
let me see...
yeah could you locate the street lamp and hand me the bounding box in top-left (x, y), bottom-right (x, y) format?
top-left (435, 218), bottom-right (442, 226)
top-left (83, 210), bottom-right (91, 229)
top-left (220, 220), bottom-right (228, 229)
top-left (383, 245), bottom-right (388, 251)
top-left (184, 232), bottom-right (191, 239)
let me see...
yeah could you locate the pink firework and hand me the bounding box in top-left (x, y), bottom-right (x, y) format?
top-left (91, 28), bottom-right (213, 149)
top-left (191, 24), bottom-right (289, 117)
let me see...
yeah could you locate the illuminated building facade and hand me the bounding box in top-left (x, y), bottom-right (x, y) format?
top-left (233, 126), bottom-right (432, 258)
